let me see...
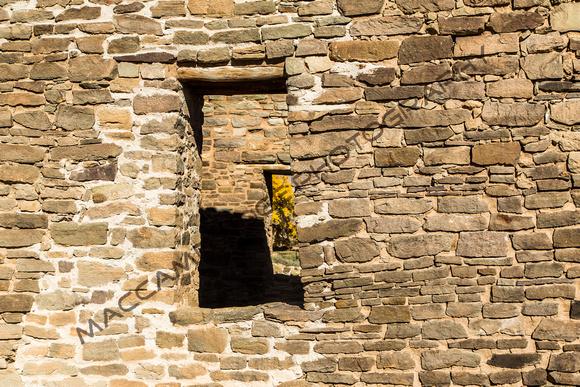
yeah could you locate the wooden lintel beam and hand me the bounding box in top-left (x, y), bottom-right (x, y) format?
top-left (177, 66), bottom-right (285, 82)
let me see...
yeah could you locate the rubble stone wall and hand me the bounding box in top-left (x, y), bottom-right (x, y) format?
top-left (0, 0), bottom-right (579, 385)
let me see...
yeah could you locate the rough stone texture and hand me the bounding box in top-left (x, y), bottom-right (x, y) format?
top-left (330, 41), bottom-right (399, 62)
top-left (398, 36), bottom-right (453, 64)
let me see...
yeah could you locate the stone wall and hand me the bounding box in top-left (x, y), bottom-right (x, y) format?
top-left (0, 0), bottom-right (579, 385)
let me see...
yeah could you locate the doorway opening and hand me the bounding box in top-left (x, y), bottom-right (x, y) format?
top-left (182, 78), bottom-right (303, 308)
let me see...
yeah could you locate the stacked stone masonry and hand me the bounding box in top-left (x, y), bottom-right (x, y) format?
top-left (0, 0), bottom-right (579, 385)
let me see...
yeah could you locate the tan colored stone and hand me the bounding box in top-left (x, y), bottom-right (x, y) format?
top-left (114, 14), bottom-right (163, 35)
top-left (13, 110), bottom-right (52, 130)
top-left (330, 41), bottom-right (399, 62)
top-left (472, 142), bottom-right (521, 166)
top-left (55, 6), bottom-right (100, 22)
top-left (551, 2), bottom-right (580, 32)
top-left (50, 222), bottom-right (108, 246)
top-left (0, 294), bottom-right (33, 312)
top-left (337, 0), bottom-right (383, 16)
top-left (127, 227), bottom-right (178, 248)
top-left (487, 78), bottom-right (534, 99)
top-left (0, 144), bottom-right (45, 164)
top-left (68, 55), bottom-right (117, 82)
top-left (375, 147), bottom-right (420, 167)
top-left (0, 165), bottom-right (40, 184)
top-left (0, 92), bottom-right (46, 106)
top-left (398, 35), bottom-right (453, 64)
top-left (350, 16), bottom-right (422, 36)
top-left (551, 100), bottom-right (580, 125)
top-left (188, 327), bottom-right (228, 353)
top-left (55, 105), bottom-right (95, 130)
top-left (482, 102), bottom-right (545, 126)
top-left (424, 147), bottom-right (470, 166)
top-left (77, 260), bottom-right (126, 286)
top-left (523, 53), bottom-right (563, 79)
top-left (455, 33), bottom-right (519, 57)
top-left (188, 0), bottom-right (233, 15)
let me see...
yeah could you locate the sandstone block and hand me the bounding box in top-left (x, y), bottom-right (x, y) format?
top-left (329, 198), bottom-right (371, 217)
top-left (330, 41), bottom-right (399, 62)
top-left (188, 0), bottom-right (233, 15)
top-left (482, 102), bottom-right (545, 126)
top-left (422, 350), bottom-right (481, 370)
top-left (526, 285), bottom-right (575, 300)
top-left (313, 87), bottom-right (363, 104)
top-left (0, 165), bottom-right (40, 184)
top-left (383, 108), bottom-right (470, 127)
top-left (422, 320), bottom-right (468, 339)
top-left (456, 231), bottom-right (509, 257)
top-left (337, 0), bottom-right (383, 16)
top-left (490, 214), bottom-right (534, 231)
top-left (396, 0), bottom-right (453, 13)
top-left (127, 227), bottom-right (178, 248)
top-left (114, 14), bottom-right (163, 35)
top-left (524, 192), bottom-right (570, 209)
top-left (487, 79), bottom-right (534, 99)
top-left (83, 339), bottom-right (120, 361)
top-left (439, 16), bottom-right (485, 35)
top-left (298, 219), bottom-right (362, 243)
top-left (424, 147), bottom-right (470, 166)
top-left (0, 92), bottom-right (46, 106)
top-left (133, 93), bottom-right (180, 114)
top-left (522, 302), bottom-right (558, 316)
top-left (350, 16), bottom-right (422, 36)
top-left (375, 147), bottom-right (420, 167)
top-left (548, 352), bottom-right (580, 372)
top-left (455, 33), bottom-right (519, 57)
top-left (424, 215), bottom-right (487, 232)
top-left (369, 306), bottom-right (411, 323)
top-left (525, 262), bottom-right (564, 278)
top-left (363, 372), bottom-right (414, 385)
top-left (366, 85), bottom-right (425, 101)
top-left (55, 105), bottom-right (95, 130)
top-left (532, 319), bottom-right (580, 341)
top-left (551, 2), bottom-right (580, 32)
top-left (387, 233), bottom-right (453, 258)
top-left (454, 56), bottom-right (519, 75)
top-left (51, 222), bottom-right (108, 246)
top-left (365, 217), bottom-right (421, 234)
top-left (523, 53), bottom-right (563, 79)
top-left (188, 327), bottom-right (228, 353)
top-left (262, 24), bottom-right (311, 40)
top-left (313, 340), bottom-right (363, 354)
top-left (488, 11), bottom-right (544, 32)
top-left (0, 294), bottom-right (33, 312)
top-left (551, 100), bottom-right (580, 125)
top-left (13, 110), bottom-right (52, 130)
top-left (376, 198), bottom-right (433, 215)
top-left (335, 237), bottom-right (379, 263)
top-left (51, 144), bottom-right (122, 162)
top-left (377, 351), bottom-right (415, 370)
top-left (0, 144), bottom-right (45, 164)
top-left (511, 233), bottom-right (552, 250)
top-left (69, 55), bottom-right (117, 82)
top-left (398, 36), bottom-right (453, 64)
top-left (56, 6), bottom-right (100, 22)
top-left (438, 197), bottom-right (488, 213)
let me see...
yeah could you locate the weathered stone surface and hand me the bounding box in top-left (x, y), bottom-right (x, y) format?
top-left (527, 285), bottom-right (575, 300)
top-left (330, 41), bottom-right (399, 62)
top-left (548, 352), bottom-right (580, 372)
top-left (551, 100), bottom-right (580, 125)
top-left (422, 350), bottom-right (481, 370)
top-left (350, 16), bottom-right (422, 36)
top-left (51, 144), bottom-right (122, 161)
top-left (298, 219), bottom-right (362, 243)
top-left (127, 227), bottom-right (178, 248)
top-left (454, 56), bottom-right (519, 75)
top-left (426, 81), bottom-right (485, 103)
top-left (525, 262), bottom-right (564, 278)
top-left (188, 327), bottom-right (228, 353)
top-left (455, 33), bottom-right (519, 57)
top-left (55, 105), bottom-right (95, 130)
top-left (524, 192), bottom-right (570, 209)
top-left (0, 165), bottom-right (40, 184)
top-left (290, 130), bottom-right (361, 159)
top-left (114, 14), bottom-right (163, 35)
top-left (369, 306), bottom-right (411, 323)
top-left (365, 217), bottom-right (421, 234)
top-left (383, 108), bottom-right (471, 127)
top-left (439, 16), bottom-right (485, 35)
top-left (398, 36), bottom-right (453, 64)
top-left (0, 144), bottom-right (45, 164)
top-left (422, 321), bottom-right (468, 340)
top-left (357, 67), bottom-right (396, 85)
top-left (387, 234), bottom-right (453, 258)
top-left (376, 198), bottom-right (433, 215)
top-left (69, 56), bottom-right (117, 82)
top-left (329, 198), bottom-right (371, 218)
top-left (337, 0), bottom-right (383, 16)
top-left (83, 339), bottom-right (119, 361)
top-left (489, 354), bottom-right (541, 369)
top-left (310, 115), bottom-right (379, 132)
top-left (50, 222), bottom-right (108, 246)
top-left (0, 294), bottom-right (34, 312)
top-left (313, 340), bottom-right (363, 354)
top-left (396, 0), bottom-right (453, 13)
top-left (424, 147), bottom-right (471, 166)
top-left (438, 197), bottom-right (488, 213)
top-left (525, 32), bottom-right (565, 54)
top-left (375, 147), bottom-right (420, 167)
top-left (377, 351), bottom-right (415, 370)
top-left (13, 110), bottom-right (52, 130)
top-left (0, 92), bottom-right (46, 106)
top-left (313, 87), bottom-right (363, 104)
top-left (551, 2), bottom-right (580, 32)
top-left (134, 93), bottom-right (180, 114)
top-left (482, 102), bottom-right (545, 126)
top-left (77, 260), bottom-right (125, 286)
top-left (262, 24), bottom-right (312, 40)
top-left (490, 214), bottom-right (534, 231)
top-left (456, 232), bottom-right (509, 257)
top-left (487, 79), bottom-right (534, 99)
top-left (366, 86), bottom-right (425, 101)
top-left (424, 215), bottom-right (487, 232)
top-left (335, 238), bottom-right (379, 263)
top-left (533, 319), bottom-right (580, 342)
top-left (488, 11), bottom-right (544, 33)
top-left (511, 232), bottom-right (552, 250)
top-left (524, 52), bottom-right (564, 81)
